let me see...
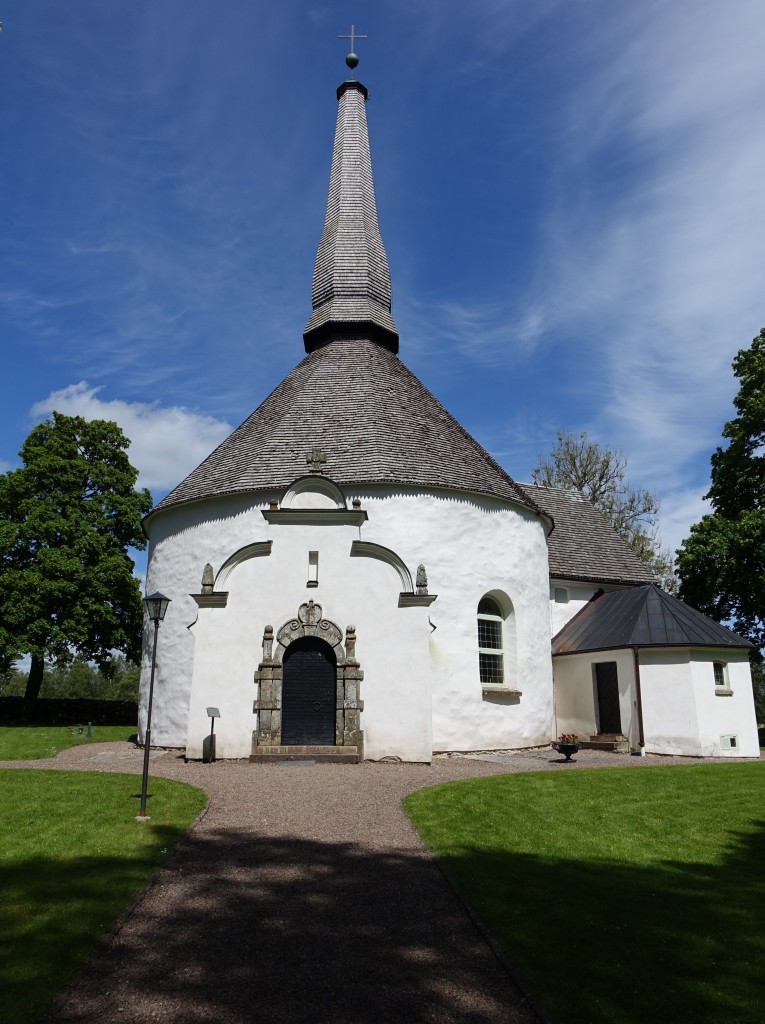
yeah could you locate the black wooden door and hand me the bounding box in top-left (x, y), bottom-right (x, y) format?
top-left (281, 639), bottom-right (336, 746)
top-left (595, 662), bottom-right (622, 734)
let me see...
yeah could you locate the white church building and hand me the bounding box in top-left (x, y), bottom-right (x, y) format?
top-left (139, 61), bottom-right (760, 763)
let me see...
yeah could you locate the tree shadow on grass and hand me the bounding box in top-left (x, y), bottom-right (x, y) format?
top-left (436, 820), bottom-right (765, 1024)
top-left (17, 829), bottom-right (541, 1024)
top-left (1, 825), bottom-right (186, 1024)
top-left (12, 816), bottom-right (763, 1024)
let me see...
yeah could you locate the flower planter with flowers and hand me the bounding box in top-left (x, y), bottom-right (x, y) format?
top-left (553, 733), bottom-right (580, 761)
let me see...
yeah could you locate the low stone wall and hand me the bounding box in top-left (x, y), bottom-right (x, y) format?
top-left (0, 697), bottom-right (138, 726)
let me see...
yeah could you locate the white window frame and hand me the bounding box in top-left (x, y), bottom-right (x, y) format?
top-left (713, 661), bottom-right (732, 695)
top-left (477, 597), bottom-right (505, 687)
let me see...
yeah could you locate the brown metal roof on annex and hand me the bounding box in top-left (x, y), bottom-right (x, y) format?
top-left (552, 584), bottom-right (754, 655)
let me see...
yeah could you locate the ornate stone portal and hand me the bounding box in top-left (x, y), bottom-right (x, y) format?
top-left (251, 600), bottom-right (364, 761)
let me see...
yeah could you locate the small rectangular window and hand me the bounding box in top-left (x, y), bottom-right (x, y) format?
top-left (307, 551), bottom-right (319, 588)
top-left (554, 587), bottom-right (569, 604)
top-left (713, 662), bottom-right (726, 687)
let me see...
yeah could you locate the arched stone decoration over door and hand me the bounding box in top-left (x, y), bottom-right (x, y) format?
top-left (251, 600), bottom-right (364, 762)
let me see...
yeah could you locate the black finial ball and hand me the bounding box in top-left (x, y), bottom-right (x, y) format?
top-left (346, 51), bottom-right (359, 70)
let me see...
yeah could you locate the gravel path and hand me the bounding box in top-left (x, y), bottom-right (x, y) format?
top-left (5, 743), bottom-right (752, 1024)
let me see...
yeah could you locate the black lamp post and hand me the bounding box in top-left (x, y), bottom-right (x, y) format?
top-left (137, 591), bottom-right (171, 820)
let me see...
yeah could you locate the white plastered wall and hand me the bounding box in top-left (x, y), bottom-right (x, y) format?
top-left (419, 493), bottom-right (553, 752)
top-left (549, 581), bottom-right (631, 638)
top-left (640, 648), bottom-right (759, 757)
top-left (140, 483), bottom-right (554, 759)
top-left (638, 649), bottom-right (700, 755)
top-left (138, 493), bottom-right (271, 750)
top-left (549, 582), bottom-right (600, 638)
top-left (185, 518), bottom-right (433, 761)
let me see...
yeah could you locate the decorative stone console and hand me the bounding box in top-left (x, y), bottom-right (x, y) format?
top-left (251, 600), bottom-right (364, 762)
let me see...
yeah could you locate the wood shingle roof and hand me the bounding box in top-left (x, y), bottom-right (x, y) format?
top-left (304, 81), bottom-right (398, 353)
top-left (521, 483), bottom-right (656, 586)
top-left (153, 339), bottom-right (540, 514)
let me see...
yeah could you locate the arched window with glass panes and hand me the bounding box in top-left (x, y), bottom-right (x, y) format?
top-left (477, 595), bottom-right (505, 685)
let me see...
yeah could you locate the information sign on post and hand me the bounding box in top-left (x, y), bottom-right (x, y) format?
top-left (204, 708), bottom-right (220, 763)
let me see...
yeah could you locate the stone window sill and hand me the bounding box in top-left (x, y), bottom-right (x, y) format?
top-left (481, 685), bottom-right (522, 697)
top-left (715, 687), bottom-right (734, 697)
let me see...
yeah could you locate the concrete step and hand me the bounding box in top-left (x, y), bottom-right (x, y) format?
top-left (250, 745), bottom-right (360, 764)
top-left (581, 735), bottom-right (629, 753)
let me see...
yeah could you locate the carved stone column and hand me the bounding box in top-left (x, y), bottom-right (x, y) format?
top-left (340, 625), bottom-right (364, 753)
top-left (253, 625), bottom-right (282, 746)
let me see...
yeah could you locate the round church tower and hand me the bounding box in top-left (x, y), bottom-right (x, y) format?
top-left (139, 53), bottom-right (555, 762)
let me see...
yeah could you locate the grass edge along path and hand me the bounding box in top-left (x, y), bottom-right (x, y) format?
top-left (0, 769), bottom-right (208, 1024)
top-left (404, 762), bottom-right (765, 1024)
top-left (0, 724), bottom-right (137, 760)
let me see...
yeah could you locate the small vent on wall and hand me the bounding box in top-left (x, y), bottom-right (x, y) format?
top-left (720, 734), bottom-right (738, 750)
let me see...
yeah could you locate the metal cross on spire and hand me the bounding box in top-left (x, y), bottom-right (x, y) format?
top-left (338, 24), bottom-right (367, 76)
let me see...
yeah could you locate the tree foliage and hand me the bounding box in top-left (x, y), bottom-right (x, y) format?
top-left (678, 328), bottom-right (765, 654)
top-left (752, 661), bottom-right (765, 725)
top-left (0, 414), bottom-right (152, 701)
top-left (532, 430), bottom-right (676, 589)
top-left (0, 656), bottom-right (140, 701)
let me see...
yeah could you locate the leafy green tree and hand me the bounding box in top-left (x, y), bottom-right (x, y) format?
top-left (0, 664), bottom-right (25, 698)
top-left (678, 328), bottom-right (765, 653)
top-left (0, 413), bottom-right (152, 703)
top-left (752, 662), bottom-right (765, 726)
top-left (0, 656), bottom-right (140, 702)
top-left (532, 430), bottom-right (676, 589)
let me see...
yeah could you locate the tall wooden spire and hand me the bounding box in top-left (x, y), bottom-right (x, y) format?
top-left (303, 71), bottom-right (398, 353)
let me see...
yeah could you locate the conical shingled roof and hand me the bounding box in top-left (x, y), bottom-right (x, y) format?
top-left (153, 338), bottom-right (539, 514)
top-left (552, 584), bottom-right (754, 654)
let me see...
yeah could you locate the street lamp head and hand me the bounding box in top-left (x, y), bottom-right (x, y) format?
top-left (144, 591), bottom-right (171, 623)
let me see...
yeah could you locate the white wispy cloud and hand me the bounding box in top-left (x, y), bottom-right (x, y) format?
top-left (4, 1), bottom-right (760, 568)
top-left (523, 2), bottom-right (765, 475)
top-left (30, 383), bottom-right (231, 494)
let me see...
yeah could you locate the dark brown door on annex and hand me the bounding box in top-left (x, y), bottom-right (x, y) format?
top-left (595, 661), bottom-right (622, 734)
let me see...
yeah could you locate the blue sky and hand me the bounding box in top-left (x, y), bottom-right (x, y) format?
top-left (3, 0), bottom-right (765, 576)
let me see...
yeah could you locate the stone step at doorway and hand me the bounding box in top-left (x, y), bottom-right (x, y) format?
top-left (581, 734), bottom-right (629, 753)
top-left (250, 745), bottom-right (360, 764)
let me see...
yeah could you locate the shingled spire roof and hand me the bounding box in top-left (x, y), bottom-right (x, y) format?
top-left (303, 79), bottom-right (398, 353)
top-left (149, 64), bottom-right (541, 522)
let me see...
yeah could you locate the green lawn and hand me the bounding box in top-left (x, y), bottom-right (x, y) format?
top-left (405, 763), bottom-right (765, 1024)
top-left (0, 724), bottom-right (137, 760)
top-left (0, 769), bottom-right (207, 1024)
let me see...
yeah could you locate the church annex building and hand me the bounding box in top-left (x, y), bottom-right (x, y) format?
top-left (139, 61), bottom-right (759, 763)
